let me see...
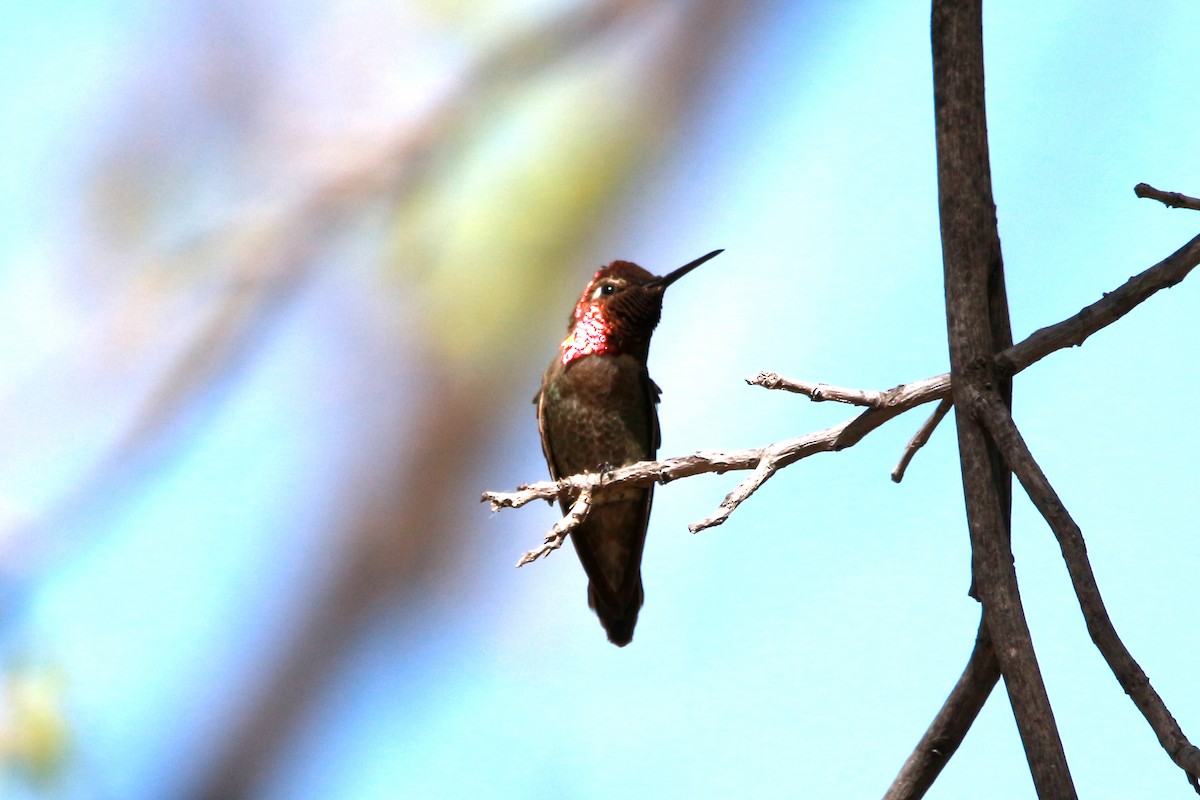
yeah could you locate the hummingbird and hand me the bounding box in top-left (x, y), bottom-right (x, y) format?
top-left (536, 249), bottom-right (723, 646)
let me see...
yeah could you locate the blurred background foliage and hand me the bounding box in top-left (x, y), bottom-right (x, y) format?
top-left (1, 1), bottom-right (1198, 798)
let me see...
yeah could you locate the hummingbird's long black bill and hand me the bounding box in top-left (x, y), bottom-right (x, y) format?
top-left (646, 248), bottom-right (724, 291)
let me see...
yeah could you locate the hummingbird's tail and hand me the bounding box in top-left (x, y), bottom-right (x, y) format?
top-left (569, 497), bottom-right (649, 647)
top-left (588, 577), bottom-right (644, 647)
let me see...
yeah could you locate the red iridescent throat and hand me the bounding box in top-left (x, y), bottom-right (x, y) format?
top-left (560, 275), bottom-right (617, 365)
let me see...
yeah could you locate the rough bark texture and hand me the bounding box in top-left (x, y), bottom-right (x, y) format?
top-left (932, 0), bottom-right (1077, 797)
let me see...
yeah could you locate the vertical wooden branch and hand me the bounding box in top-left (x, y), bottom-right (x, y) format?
top-left (932, 0), bottom-right (1077, 797)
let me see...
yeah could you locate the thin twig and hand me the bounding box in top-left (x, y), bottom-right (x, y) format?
top-left (891, 398), bottom-right (953, 483)
top-left (689, 455), bottom-right (777, 532)
top-left (883, 619), bottom-right (1001, 800)
top-left (970, 389), bottom-right (1200, 794)
top-left (484, 373), bottom-right (949, 532)
top-left (1135, 183), bottom-right (1200, 212)
top-left (747, 372), bottom-right (885, 406)
top-left (516, 489), bottom-right (593, 567)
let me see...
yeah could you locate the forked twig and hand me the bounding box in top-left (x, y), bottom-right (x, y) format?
top-left (970, 389), bottom-right (1200, 794)
top-left (515, 489), bottom-right (593, 567)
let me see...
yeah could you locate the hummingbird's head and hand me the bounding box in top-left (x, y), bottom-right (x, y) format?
top-left (559, 249), bottom-right (723, 366)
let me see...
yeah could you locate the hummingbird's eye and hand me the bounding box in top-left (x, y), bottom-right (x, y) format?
top-left (592, 283), bottom-right (617, 300)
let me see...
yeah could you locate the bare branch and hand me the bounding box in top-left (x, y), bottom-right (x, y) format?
top-left (488, 221), bottom-right (1200, 551)
top-left (483, 474), bottom-right (591, 512)
top-left (1135, 183), bottom-right (1200, 212)
top-left (970, 389), bottom-right (1200, 794)
top-left (486, 445), bottom-right (798, 532)
top-left (485, 386), bottom-right (945, 536)
top-left (891, 398), bottom-right (953, 483)
top-left (516, 489), bottom-right (593, 567)
top-left (883, 619), bottom-right (1001, 800)
top-left (747, 371), bottom-right (884, 407)
top-left (997, 229), bottom-right (1200, 377)
top-left (932, 0), bottom-right (1074, 790)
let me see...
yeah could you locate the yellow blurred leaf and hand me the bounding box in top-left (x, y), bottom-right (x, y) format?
top-left (393, 51), bottom-right (660, 370)
top-left (0, 665), bottom-right (70, 787)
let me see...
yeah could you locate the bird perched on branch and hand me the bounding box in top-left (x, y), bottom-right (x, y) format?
top-left (535, 249), bottom-right (723, 645)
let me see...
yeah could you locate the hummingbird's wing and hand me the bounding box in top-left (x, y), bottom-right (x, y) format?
top-left (648, 376), bottom-right (662, 451)
top-left (535, 359), bottom-right (659, 646)
top-left (535, 382), bottom-right (556, 482)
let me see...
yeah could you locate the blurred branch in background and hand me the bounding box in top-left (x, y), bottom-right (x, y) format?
top-left (6, 0), bottom-right (704, 551)
top-left (0, 0), bottom-right (762, 794)
top-left (133, 1), bottom-right (754, 797)
top-left (197, 3), bottom-right (761, 795)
